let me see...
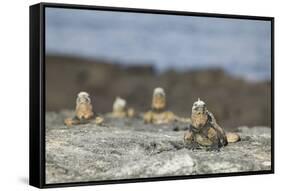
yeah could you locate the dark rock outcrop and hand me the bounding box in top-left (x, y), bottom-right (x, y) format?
top-left (46, 55), bottom-right (271, 129)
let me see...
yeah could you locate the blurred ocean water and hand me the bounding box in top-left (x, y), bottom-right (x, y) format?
top-left (46, 8), bottom-right (271, 81)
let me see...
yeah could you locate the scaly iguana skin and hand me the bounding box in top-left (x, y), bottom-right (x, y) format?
top-left (144, 87), bottom-right (191, 124)
top-left (111, 97), bottom-right (135, 118)
top-left (143, 87), bottom-right (181, 124)
top-left (75, 102), bottom-right (94, 120)
top-left (184, 99), bottom-right (239, 151)
top-left (64, 92), bottom-right (103, 126)
top-left (143, 110), bottom-right (176, 124)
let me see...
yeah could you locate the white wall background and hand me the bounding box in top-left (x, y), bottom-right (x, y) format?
top-left (0, 0), bottom-right (278, 190)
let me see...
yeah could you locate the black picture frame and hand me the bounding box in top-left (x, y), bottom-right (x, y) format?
top-left (29, 2), bottom-right (275, 189)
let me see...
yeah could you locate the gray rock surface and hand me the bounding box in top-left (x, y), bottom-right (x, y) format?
top-left (46, 111), bottom-right (272, 184)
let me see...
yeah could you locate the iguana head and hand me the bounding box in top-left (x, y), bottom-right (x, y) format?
top-left (192, 98), bottom-right (207, 115)
top-left (76, 91), bottom-right (91, 105)
top-left (152, 87), bottom-right (166, 110)
top-left (113, 97), bottom-right (127, 113)
top-left (191, 98), bottom-right (208, 129)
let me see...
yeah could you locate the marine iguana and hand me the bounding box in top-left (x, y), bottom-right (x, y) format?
top-left (184, 98), bottom-right (240, 151)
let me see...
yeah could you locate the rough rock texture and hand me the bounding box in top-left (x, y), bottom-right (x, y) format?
top-left (46, 111), bottom-right (272, 184)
